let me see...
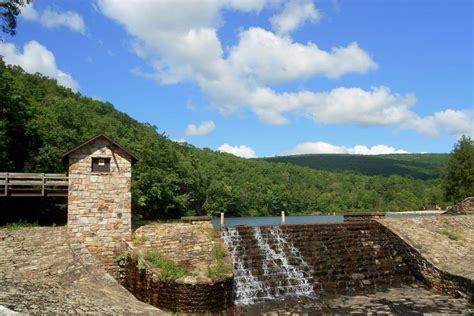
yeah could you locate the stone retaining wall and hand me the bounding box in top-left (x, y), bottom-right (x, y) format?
top-left (444, 197), bottom-right (474, 215)
top-left (133, 223), bottom-right (218, 271)
top-left (121, 253), bottom-right (234, 313)
top-left (381, 225), bottom-right (473, 303)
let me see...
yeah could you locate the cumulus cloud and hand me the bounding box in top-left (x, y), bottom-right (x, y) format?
top-left (22, 3), bottom-right (86, 34)
top-left (229, 28), bottom-right (377, 83)
top-left (218, 144), bottom-right (256, 158)
top-left (270, 0), bottom-right (320, 34)
top-left (185, 120), bottom-right (216, 136)
top-left (97, 0), bottom-right (473, 138)
top-left (0, 40), bottom-right (79, 91)
top-left (284, 142), bottom-right (409, 155)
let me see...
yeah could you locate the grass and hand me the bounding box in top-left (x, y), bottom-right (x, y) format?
top-left (133, 219), bottom-right (181, 226)
top-left (2, 220), bottom-right (38, 230)
top-left (211, 243), bottom-right (227, 260)
top-left (194, 224), bottom-right (219, 238)
top-left (131, 233), bottom-right (148, 246)
top-left (208, 243), bottom-right (232, 281)
top-left (144, 249), bottom-right (189, 282)
top-left (208, 259), bottom-right (232, 281)
top-left (436, 228), bottom-right (463, 241)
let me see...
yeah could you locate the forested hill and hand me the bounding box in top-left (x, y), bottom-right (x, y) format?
top-left (0, 59), bottom-right (450, 223)
top-left (263, 154), bottom-right (448, 180)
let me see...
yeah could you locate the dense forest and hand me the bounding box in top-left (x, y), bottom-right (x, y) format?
top-left (263, 154), bottom-right (449, 180)
top-left (0, 59), bottom-right (453, 223)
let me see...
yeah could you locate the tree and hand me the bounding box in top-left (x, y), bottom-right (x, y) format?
top-left (444, 135), bottom-right (474, 203)
top-left (1, 0), bottom-right (31, 39)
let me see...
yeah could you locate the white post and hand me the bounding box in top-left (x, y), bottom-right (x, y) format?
top-left (220, 212), bottom-right (225, 226)
top-left (281, 211), bottom-right (285, 224)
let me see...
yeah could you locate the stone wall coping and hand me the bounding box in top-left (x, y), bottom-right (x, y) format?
top-left (343, 212), bottom-right (385, 216)
top-left (181, 216), bottom-right (212, 222)
top-left (219, 221), bottom-right (380, 230)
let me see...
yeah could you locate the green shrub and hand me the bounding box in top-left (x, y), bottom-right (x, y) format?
top-left (144, 249), bottom-right (188, 282)
top-left (208, 259), bottom-right (232, 281)
top-left (211, 243), bottom-right (227, 260)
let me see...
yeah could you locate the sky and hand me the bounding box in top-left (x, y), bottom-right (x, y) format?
top-left (0, 0), bottom-right (472, 158)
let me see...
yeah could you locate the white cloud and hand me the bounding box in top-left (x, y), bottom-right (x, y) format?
top-left (185, 120), bottom-right (216, 136)
top-left (218, 144), bottom-right (256, 158)
top-left (0, 40), bottom-right (79, 91)
top-left (270, 0), bottom-right (320, 34)
top-left (433, 109), bottom-right (473, 137)
top-left (97, 0), bottom-right (473, 138)
top-left (402, 109), bottom-right (474, 137)
top-left (173, 138), bottom-right (187, 143)
top-left (22, 4), bottom-right (85, 34)
top-left (229, 28), bottom-right (377, 83)
top-left (284, 141), bottom-right (409, 155)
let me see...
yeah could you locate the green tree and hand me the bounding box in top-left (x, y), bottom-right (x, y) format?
top-left (1, 0), bottom-right (31, 39)
top-left (444, 135), bottom-right (474, 203)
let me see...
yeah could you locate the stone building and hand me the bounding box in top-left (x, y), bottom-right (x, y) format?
top-left (62, 134), bottom-right (138, 271)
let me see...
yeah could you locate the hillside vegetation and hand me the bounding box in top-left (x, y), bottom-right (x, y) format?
top-left (0, 59), bottom-right (449, 223)
top-left (263, 154), bottom-right (448, 180)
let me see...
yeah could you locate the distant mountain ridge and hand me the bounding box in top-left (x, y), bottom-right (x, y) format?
top-left (263, 153), bottom-right (448, 180)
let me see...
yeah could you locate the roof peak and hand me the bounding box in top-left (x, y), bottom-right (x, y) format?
top-left (62, 133), bottom-right (139, 165)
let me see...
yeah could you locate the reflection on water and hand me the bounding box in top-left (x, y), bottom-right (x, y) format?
top-left (212, 212), bottom-right (438, 227)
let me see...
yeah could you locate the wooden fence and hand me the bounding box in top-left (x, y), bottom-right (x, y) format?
top-left (0, 173), bottom-right (68, 197)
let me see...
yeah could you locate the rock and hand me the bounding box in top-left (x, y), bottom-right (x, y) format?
top-left (351, 273), bottom-right (365, 280)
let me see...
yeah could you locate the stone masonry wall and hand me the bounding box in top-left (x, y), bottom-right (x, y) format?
top-left (444, 197), bottom-right (474, 215)
top-left (382, 226), bottom-right (473, 303)
top-left (122, 253), bottom-right (234, 313)
top-left (133, 222), bottom-right (217, 271)
top-left (380, 215), bottom-right (474, 302)
top-left (67, 137), bottom-right (132, 274)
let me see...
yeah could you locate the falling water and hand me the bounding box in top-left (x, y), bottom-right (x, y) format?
top-left (254, 226), bottom-right (314, 297)
top-left (221, 227), bottom-right (268, 305)
top-left (221, 226), bottom-right (315, 305)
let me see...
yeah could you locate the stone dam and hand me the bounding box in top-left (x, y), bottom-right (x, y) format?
top-left (1, 216), bottom-right (473, 314)
top-left (222, 222), bottom-right (414, 306)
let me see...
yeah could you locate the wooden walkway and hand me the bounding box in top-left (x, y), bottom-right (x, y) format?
top-left (0, 173), bottom-right (68, 197)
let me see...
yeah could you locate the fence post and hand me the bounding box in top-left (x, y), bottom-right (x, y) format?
top-left (41, 173), bottom-right (45, 196)
top-left (4, 173), bottom-right (8, 196)
top-left (220, 212), bottom-right (225, 226)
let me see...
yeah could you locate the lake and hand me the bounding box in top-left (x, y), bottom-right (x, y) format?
top-left (212, 212), bottom-right (440, 227)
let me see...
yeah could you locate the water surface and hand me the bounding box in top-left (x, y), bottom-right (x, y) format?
top-left (212, 212), bottom-right (438, 227)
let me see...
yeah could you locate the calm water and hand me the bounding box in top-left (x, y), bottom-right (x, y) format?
top-left (212, 213), bottom-right (438, 227)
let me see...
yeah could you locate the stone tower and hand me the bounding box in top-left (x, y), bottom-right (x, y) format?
top-left (62, 134), bottom-right (138, 270)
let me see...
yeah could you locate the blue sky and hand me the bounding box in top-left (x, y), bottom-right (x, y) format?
top-left (1, 0), bottom-right (472, 157)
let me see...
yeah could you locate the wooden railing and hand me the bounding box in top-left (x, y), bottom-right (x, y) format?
top-left (0, 173), bottom-right (68, 197)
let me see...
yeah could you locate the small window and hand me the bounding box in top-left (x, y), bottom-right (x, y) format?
top-left (92, 157), bottom-right (111, 173)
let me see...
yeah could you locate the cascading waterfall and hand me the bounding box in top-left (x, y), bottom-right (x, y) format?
top-left (221, 227), bottom-right (268, 305)
top-left (254, 226), bottom-right (314, 297)
top-left (221, 226), bottom-right (315, 305)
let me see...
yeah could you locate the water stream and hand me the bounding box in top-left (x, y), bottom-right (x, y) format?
top-left (221, 226), bottom-right (314, 305)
